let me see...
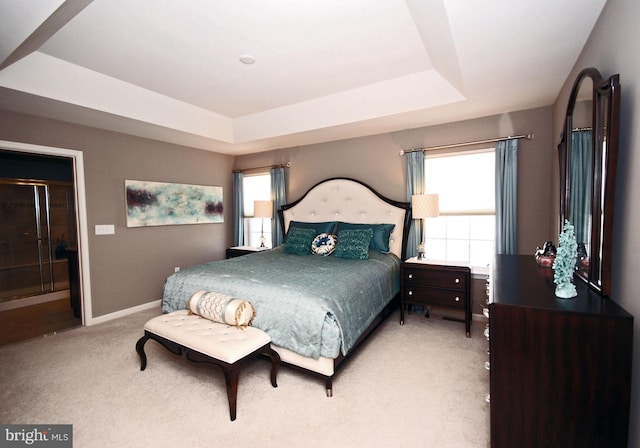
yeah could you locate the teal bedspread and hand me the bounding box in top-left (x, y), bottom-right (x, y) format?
top-left (162, 246), bottom-right (400, 359)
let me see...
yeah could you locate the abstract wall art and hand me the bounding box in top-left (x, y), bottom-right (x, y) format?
top-left (125, 180), bottom-right (223, 227)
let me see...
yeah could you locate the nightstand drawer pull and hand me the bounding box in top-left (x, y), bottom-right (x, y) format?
top-left (408, 290), bottom-right (413, 296)
top-left (455, 278), bottom-right (460, 284)
top-left (455, 296), bottom-right (460, 302)
top-left (408, 273), bottom-right (413, 279)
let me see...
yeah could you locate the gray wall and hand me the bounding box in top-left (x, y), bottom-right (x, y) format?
top-left (236, 106), bottom-right (556, 256)
top-left (553, 0), bottom-right (640, 444)
top-left (0, 110), bottom-right (234, 317)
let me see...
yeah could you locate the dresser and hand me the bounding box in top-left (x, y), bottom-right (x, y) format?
top-left (400, 259), bottom-right (471, 337)
top-left (488, 254), bottom-right (633, 448)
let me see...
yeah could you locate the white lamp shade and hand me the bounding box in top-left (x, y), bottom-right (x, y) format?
top-left (253, 200), bottom-right (273, 218)
top-left (411, 194), bottom-right (439, 219)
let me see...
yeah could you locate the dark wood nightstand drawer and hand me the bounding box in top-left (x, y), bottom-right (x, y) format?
top-left (403, 286), bottom-right (465, 310)
top-left (403, 267), bottom-right (467, 291)
top-left (404, 285), bottom-right (466, 309)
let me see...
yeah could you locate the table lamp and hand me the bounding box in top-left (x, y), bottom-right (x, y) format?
top-left (253, 200), bottom-right (273, 248)
top-left (411, 194), bottom-right (439, 260)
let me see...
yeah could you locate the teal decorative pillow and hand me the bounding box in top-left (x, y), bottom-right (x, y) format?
top-left (284, 227), bottom-right (316, 255)
top-left (334, 228), bottom-right (374, 260)
top-left (311, 233), bottom-right (338, 256)
top-left (286, 221), bottom-right (337, 241)
top-left (336, 222), bottom-right (395, 252)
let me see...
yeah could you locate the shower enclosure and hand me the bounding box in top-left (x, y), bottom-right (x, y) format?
top-left (0, 180), bottom-right (77, 303)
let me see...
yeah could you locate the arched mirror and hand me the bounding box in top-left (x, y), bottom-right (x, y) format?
top-left (558, 67), bottom-right (620, 297)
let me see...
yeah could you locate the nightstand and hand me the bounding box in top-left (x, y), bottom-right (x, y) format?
top-left (226, 246), bottom-right (271, 259)
top-left (400, 258), bottom-right (472, 337)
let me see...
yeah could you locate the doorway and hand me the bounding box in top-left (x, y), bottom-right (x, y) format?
top-left (0, 149), bottom-right (82, 345)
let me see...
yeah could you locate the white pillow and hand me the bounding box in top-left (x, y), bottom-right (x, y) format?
top-left (187, 290), bottom-right (255, 328)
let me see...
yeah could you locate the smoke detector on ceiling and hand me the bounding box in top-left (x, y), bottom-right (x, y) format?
top-left (239, 55), bottom-right (256, 65)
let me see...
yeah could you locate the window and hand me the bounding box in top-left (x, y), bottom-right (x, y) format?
top-left (423, 149), bottom-right (495, 268)
top-left (242, 173), bottom-right (272, 248)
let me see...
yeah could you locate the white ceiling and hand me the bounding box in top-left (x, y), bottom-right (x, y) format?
top-left (0, 0), bottom-right (606, 155)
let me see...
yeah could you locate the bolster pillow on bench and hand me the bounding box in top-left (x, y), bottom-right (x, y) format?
top-left (187, 290), bottom-right (256, 328)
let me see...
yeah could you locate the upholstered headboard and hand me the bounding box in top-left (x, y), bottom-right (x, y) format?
top-left (279, 178), bottom-right (411, 259)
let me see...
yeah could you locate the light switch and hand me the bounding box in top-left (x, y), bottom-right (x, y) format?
top-left (95, 224), bottom-right (115, 235)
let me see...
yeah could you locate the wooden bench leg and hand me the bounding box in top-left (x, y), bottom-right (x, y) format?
top-left (135, 334), bottom-right (150, 370)
top-left (222, 365), bottom-right (240, 421)
top-left (136, 331), bottom-right (182, 371)
top-left (261, 346), bottom-right (281, 388)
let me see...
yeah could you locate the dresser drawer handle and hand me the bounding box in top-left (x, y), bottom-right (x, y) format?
top-left (455, 278), bottom-right (460, 284)
top-left (408, 290), bottom-right (413, 296)
top-left (454, 296), bottom-right (460, 302)
top-left (408, 273), bottom-right (413, 279)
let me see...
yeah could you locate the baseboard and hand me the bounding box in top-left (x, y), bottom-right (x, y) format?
top-left (472, 313), bottom-right (488, 322)
top-left (88, 299), bottom-right (161, 326)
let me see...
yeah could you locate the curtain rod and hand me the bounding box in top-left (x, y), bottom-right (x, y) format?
top-left (399, 133), bottom-right (534, 155)
top-left (233, 162), bottom-right (291, 173)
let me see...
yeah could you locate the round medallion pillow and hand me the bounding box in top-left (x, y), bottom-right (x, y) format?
top-left (311, 233), bottom-right (338, 256)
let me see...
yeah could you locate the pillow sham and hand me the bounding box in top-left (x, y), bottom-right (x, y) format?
top-left (187, 290), bottom-right (255, 328)
top-left (286, 221), bottom-right (337, 241)
top-left (311, 233), bottom-right (338, 256)
top-left (335, 222), bottom-right (395, 252)
top-left (284, 226), bottom-right (316, 255)
top-left (334, 228), bottom-right (374, 260)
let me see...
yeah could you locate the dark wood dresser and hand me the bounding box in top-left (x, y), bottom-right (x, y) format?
top-left (401, 259), bottom-right (471, 337)
top-left (488, 254), bottom-right (633, 448)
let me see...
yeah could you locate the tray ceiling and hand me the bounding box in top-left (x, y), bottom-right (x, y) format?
top-left (0, 0), bottom-right (607, 154)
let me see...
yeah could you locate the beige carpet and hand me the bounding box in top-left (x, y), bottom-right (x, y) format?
top-left (0, 307), bottom-right (489, 447)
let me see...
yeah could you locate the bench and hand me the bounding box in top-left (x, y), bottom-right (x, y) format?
top-left (135, 310), bottom-right (280, 421)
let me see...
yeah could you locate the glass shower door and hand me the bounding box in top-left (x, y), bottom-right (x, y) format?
top-left (0, 181), bottom-right (75, 303)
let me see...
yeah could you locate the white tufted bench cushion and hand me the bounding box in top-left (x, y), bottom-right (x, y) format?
top-left (144, 310), bottom-right (269, 364)
top-left (135, 310), bottom-right (280, 421)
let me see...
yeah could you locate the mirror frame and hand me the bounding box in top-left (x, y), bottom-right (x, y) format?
top-left (558, 67), bottom-right (620, 297)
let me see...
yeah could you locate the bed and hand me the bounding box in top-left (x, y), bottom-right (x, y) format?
top-left (161, 177), bottom-right (411, 395)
